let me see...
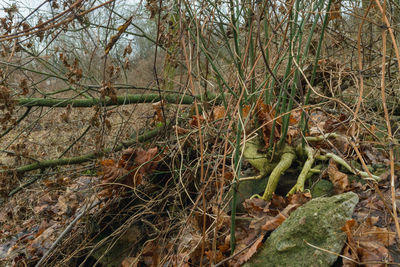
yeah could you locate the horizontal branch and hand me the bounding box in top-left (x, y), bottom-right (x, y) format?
top-left (17, 93), bottom-right (204, 108)
top-left (4, 122), bottom-right (164, 178)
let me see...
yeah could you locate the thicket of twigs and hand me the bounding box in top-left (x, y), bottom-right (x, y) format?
top-left (0, 0), bottom-right (399, 266)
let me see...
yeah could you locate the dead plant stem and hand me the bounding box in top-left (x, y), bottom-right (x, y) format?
top-left (181, 32), bottom-right (206, 266)
top-left (375, 0), bottom-right (400, 241)
top-left (35, 200), bottom-right (101, 267)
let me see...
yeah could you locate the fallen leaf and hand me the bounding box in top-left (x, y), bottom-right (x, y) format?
top-left (357, 217), bottom-right (396, 247)
top-left (26, 225), bottom-right (56, 256)
top-left (141, 240), bottom-right (160, 266)
top-left (341, 217), bottom-right (394, 266)
top-left (357, 246), bottom-right (391, 267)
top-left (327, 159), bottom-right (349, 193)
top-left (212, 106), bottom-right (226, 121)
top-left (286, 126), bottom-right (299, 144)
top-left (256, 101), bottom-right (280, 147)
top-left (205, 250), bottom-right (225, 265)
top-left (243, 198), bottom-right (268, 216)
top-left (121, 257), bottom-right (138, 267)
top-left (308, 110), bottom-right (327, 136)
top-left (218, 243), bottom-right (230, 253)
top-left (342, 245), bottom-right (358, 267)
top-left (269, 194), bottom-right (288, 211)
top-left (100, 159), bottom-right (115, 167)
top-left (152, 100), bottom-right (166, 122)
top-left (173, 125), bottom-right (189, 135)
top-left (189, 115), bottom-right (205, 127)
top-left (100, 147), bottom-right (161, 193)
top-left (242, 104), bottom-right (251, 118)
top-left (211, 205), bottom-right (230, 230)
top-left (234, 234), bottom-right (264, 266)
top-left (341, 219), bottom-right (357, 246)
top-left (287, 192), bottom-right (311, 206)
top-left (261, 213), bottom-right (286, 231)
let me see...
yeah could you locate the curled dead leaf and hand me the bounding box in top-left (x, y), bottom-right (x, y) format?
top-left (211, 106), bottom-right (226, 121)
top-left (242, 104), bottom-right (251, 118)
top-left (152, 100), bottom-right (166, 122)
top-left (189, 115), bottom-right (205, 127)
top-left (256, 100), bottom-right (280, 147)
top-left (98, 147), bottom-right (162, 199)
top-left (341, 217), bottom-right (395, 266)
top-left (173, 125), bottom-right (189, 135)
top-left (234, 235), bottom-right (264, 267)
top-left (327, 159), bottom-right (350, 193)
top-left (261, 213), bottom-right (286, 231)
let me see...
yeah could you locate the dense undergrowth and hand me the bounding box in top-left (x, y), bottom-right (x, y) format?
top-left (0, 0), bottom-right (399, 266)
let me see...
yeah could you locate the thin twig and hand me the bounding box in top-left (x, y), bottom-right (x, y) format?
top-left (374, 0), bottom-right (400, 241)
top-left (0, 107), bottom-right (31, 139)
top-left (214, 236), bottom-right (261, 267)
top-left (35, 200), bottom-right (101, 267)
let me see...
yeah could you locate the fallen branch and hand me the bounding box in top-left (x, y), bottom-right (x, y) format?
top-left (4, 122), bottom-right (165, 180)
top-left (17, 93), bottom-right (216, 108)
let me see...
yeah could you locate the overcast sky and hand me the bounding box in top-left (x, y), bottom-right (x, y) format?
top-left (0, 0), bottom-right (44, 17)
top-left (0, 0), bottom-right (139, 19)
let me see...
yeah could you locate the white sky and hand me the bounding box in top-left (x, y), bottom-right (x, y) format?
top-left (0, 0), bottom-right (45, 17)
top-left (0, 0), bottom-right (139, 18)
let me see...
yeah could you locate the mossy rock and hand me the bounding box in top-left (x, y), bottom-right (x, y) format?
top-left (244, 192), bottom-right (359, 267)
top-left (311, 179), bottom-right (333, 198)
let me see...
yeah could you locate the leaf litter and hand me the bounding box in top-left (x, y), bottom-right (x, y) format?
top-left (0, 104), bottom-right (399, 266)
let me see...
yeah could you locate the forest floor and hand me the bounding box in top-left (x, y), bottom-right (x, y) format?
top-left (0, 96), bottom-right (399, 266)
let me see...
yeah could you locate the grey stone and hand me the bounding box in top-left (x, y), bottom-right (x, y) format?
top-left (244, 192), bottom-right (359, 267)
top-left (311, 179), bottom-right (334, 198)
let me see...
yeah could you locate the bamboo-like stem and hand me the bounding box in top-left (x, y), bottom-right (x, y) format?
top-left (300, 0), bottom-right (333, 144)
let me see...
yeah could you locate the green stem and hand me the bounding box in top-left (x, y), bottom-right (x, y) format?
top-left (301, 0), bottom-right (333, 142)
top-left (230, 112), bottom-right (243, 254)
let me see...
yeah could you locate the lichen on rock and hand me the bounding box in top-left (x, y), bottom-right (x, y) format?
top-left (244, 192), bottom-right (359, 267)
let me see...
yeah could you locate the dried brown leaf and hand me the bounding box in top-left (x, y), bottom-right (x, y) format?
top-left (152, 100), bottom-right (165, 122)
top-left (234, 235), bottom-right (264, 267)
top-left (327, 159), bottom-right (349, 193)
top-left (287, 192), bottom-right (311, 206)
top-left (329, 1), bottom-right (342, 21)
top-left (261, 213), bottom-right (286, 231)
top-left (242, 104), bottom-right (251, 119)
top-left (205, 250), bottom-right (225, 265)
top-left (341, 217), bottom-right (394, 266)
top-left (211, 205), bottom-right (230, 230)
top-left (173, 125), bottom-right (189, 135)
top-left (104, 16), bottom-right (133, 56)
top-left (121, 257), bottom-right (138, 267)
top-left (256, 101), bottom-right (280, 147)
top-left (212, 106), bottom-right (226, 121)
top-left (243, 198), bottom-right (268, 215)
top-left (357, 246), bottom-right (392, 267)
top-left (189, 115), bottom-right (205, 127)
